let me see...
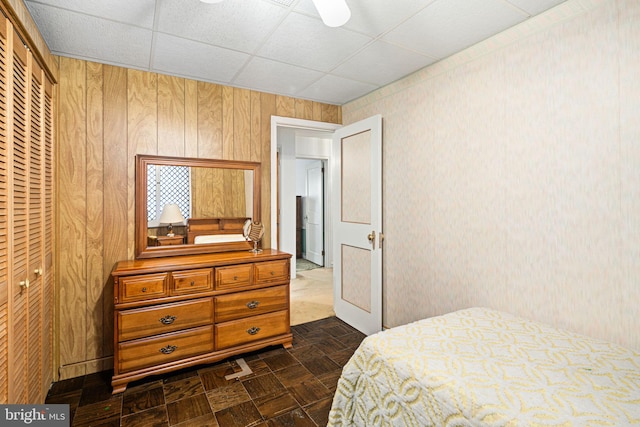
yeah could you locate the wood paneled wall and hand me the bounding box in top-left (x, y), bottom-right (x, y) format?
top-left (57, 56), bottom-right (341, 379)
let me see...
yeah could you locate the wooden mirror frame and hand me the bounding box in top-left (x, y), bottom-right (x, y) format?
top-left (135, 155), bottom-right (261, 259)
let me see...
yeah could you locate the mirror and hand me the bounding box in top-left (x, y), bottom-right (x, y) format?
top-left (135, 155), bottom-right (261, 259)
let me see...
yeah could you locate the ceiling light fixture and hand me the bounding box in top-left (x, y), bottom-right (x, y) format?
top-left (199, 0), bottom-right (224, 3)
top-left (311, 0), bottom-right (351, 27)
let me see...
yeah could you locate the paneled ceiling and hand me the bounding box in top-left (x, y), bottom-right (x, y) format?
top-left (25, 0), bottom-right (568, 105)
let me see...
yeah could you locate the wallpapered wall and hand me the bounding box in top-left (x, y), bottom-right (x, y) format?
top-left (343, 0), bottom-right (640, 350)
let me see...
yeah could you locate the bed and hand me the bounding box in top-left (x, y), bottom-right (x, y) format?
top-left (186, 217), bottom-right (249, 245)
top-left (328, 307), bottom-right (640, 426)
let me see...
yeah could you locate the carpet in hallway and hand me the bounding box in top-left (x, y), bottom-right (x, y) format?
top-left (296, 258), bottom-right (322, 271)
top-left (290, 268), bottom-right (334, 326)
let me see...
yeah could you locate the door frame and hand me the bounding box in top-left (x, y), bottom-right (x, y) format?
top-left (270, 116), bottom-right (341, 278)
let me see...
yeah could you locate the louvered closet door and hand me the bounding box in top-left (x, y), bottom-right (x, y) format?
top-left (41, 78), bottom-right (53, 399)
top-left (0, 19), bottom-right (9, 405)
top-left (27, 58), bottom-right (44, 404)
top-left (0, 17), bottom-right (54, 405)
top-left (10, 30), bottom-right (29, 404)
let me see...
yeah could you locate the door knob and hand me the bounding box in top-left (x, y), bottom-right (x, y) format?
top-left (368, 231), bottom-right (376, 249)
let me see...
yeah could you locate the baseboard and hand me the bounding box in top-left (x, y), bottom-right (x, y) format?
top-left (58, 357), bottom-right (113, 381)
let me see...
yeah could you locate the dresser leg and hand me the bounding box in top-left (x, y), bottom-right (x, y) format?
top-left (111, 383), bottom-right (127, 395)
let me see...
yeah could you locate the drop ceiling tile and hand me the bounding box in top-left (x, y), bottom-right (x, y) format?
top-left (295, 0), bottom-right (438, 38)
top-left (293, 0), bottom-right (323, 15)
top-left (297, 74), bottom-right (377, 104)
top-left (24, 0), bottom-right (574, 105)
top-left (25, 0), bottom-right (156, 28)
top-left (156, 0), bottom-right (287, 53)
top-left (233, 57), bottom-right (323, 96)
top-left (506, 0), bottom-right (569, 15)
top-left (382, 0), bottom-right (529, 60)
top-left (152, 33), bottom-right (250, 83)
top-left (26, 2), bottom-right (152, 68)
top-left (332, 40), bottom-right (436, 85)
top-left (258, 12), bottom-right (371, 72)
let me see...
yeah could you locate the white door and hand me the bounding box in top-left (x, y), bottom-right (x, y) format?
top-left (305, 161), bottom-right (324, 265)
top-left (332, 115), bottom-right (383, 336)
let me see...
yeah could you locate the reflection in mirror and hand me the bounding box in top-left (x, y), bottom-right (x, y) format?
top-left (146, 166), bottom-right (253, 236)
top-left (135, 155), bottom-right (261, 259)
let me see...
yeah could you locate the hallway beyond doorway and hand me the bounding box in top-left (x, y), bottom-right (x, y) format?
top-left (290, 268), bottom-right (333, 325)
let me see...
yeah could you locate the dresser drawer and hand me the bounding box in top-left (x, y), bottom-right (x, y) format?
top-left (172, 268), bottom-right (213, 295)
top-left (254, 260), bottom-right (289, 285)
top-left (119, 273), bottom-right (169, 303)
top-left (118, 298), bottom-right (214, 342)
top-left (215, 285), bottom-right (288, 323)
top-left (215, 264), bottom-right (253, 290)
top-left (215, 311), bottom-right (289, 350)
top-left (118, 325), bottom-right (214, 373)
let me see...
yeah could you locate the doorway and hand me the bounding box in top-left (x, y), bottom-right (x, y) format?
top-left (271, 115), bottom-right (383, 335)
top-left (271, 117), bottom-right (340, 325)
top-left (270, 117), bottom-right (340, 279)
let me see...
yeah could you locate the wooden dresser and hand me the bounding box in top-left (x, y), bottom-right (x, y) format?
top-left (110, 249), bottom-right (292, 394)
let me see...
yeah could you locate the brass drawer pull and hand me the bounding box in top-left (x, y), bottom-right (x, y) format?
top-left (270, 271), bottom-right (275, 276)
top-left (159, 345), bottom-right (177, 354)
top-left (233, 275), bottom-right (238, 281)
top-left (246, 326), bottom-right (260, 335)
top-left (159, 315), bottom-right (176, 325)
top-left (246, 300), bottom-right (260, 309)
top-left (142, 287), bottom-right (147, 292)
top-left (190, 281), bottom-right (195, 286)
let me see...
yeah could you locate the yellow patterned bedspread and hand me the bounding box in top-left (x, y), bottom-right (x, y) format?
top-left (328, 307), bottom-right (640, 426)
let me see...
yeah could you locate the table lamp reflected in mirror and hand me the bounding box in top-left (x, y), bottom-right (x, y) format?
top-left (159, 204), bottom-right (184, 237)
top-left (243, 220), bottom-right (264, 253)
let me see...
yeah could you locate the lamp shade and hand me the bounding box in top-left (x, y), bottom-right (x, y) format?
top-left (159, 204), bottom-right (184, 224)
top-left (311, 0), bottom-right (351, 27)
